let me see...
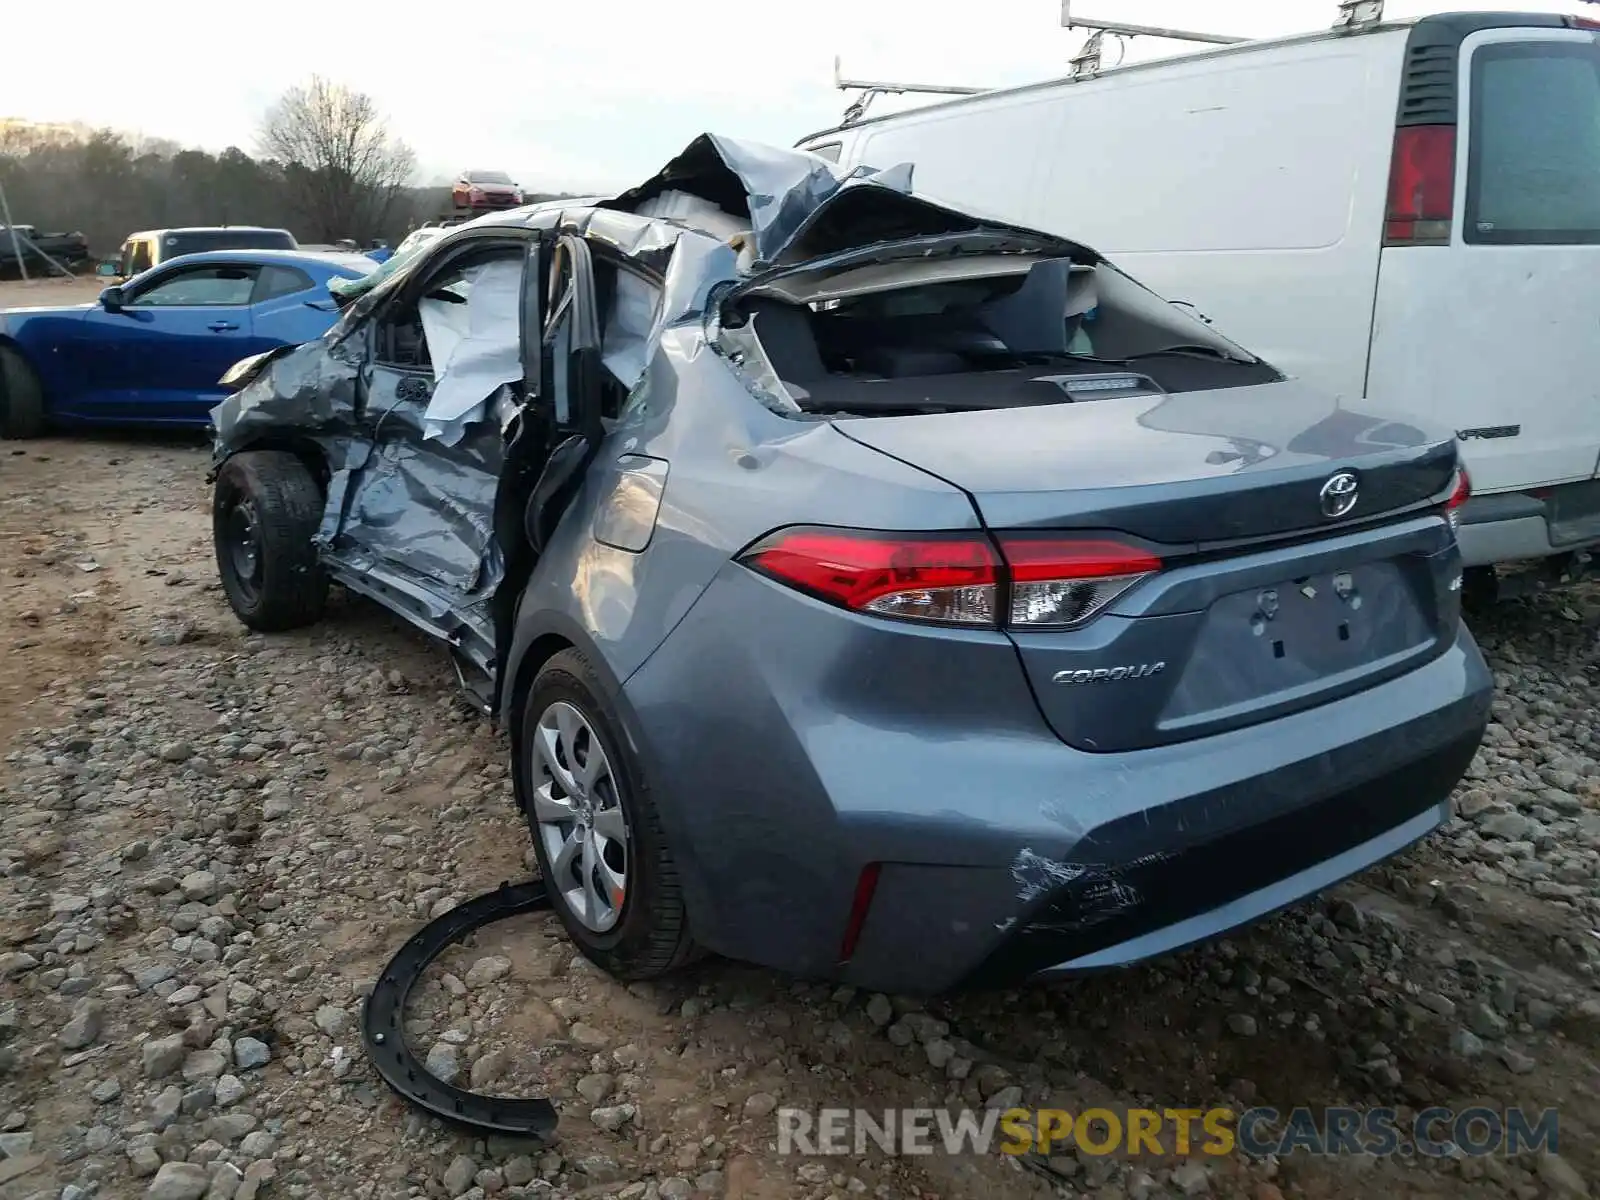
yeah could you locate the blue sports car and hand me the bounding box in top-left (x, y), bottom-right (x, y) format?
top-left (0, 249), bottom-right (377, 436)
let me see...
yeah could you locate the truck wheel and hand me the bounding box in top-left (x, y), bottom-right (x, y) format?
top-left (519, 648), bottom-right (701, 981)
top-left (212, 450), bottom-right (329, 631)
top-left (0, 346), bottom-right (46, 438)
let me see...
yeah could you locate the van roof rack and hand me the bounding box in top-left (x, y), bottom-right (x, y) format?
top-left (832, 2), bottom-right (1390, 124)
top-left (831, 56), bottom-right (990, 126)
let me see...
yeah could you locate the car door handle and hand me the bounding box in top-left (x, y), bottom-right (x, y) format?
top-left (207, 321), bottom-right (239, 332)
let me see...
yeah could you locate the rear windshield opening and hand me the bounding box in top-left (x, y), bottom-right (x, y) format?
top-left (1467, 38), bottom-right (1600, 245)
top-left (720, 258), bottom-right (1281, 417)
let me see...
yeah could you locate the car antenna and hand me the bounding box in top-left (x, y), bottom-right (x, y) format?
top-left (832, 55), bottom-right (990, 127)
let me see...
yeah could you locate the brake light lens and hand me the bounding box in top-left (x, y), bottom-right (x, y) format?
top-left (1567, 16), bottom-right (1600, 30)
top-left (1385, 124), bottom-right (1456, 246)
top-left (739, 528), bottom-right (1000, 625)
top-left (737, 527), bottom-right (1161, 629)
top-left (1000, 535), bottom-right (1162, 627)
top-left (1443, 465), bottom-right (1471, 532)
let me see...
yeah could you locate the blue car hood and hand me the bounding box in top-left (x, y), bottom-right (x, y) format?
top-left (599, 132), bottom-right (1096, 271)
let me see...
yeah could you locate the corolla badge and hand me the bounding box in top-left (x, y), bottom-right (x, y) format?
top-left (1053, 663), bottom-right (1166, 685)
top-left (1319, 470), bottom-right (1359, 519)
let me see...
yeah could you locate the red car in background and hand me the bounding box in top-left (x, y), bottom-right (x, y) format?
top-left (451, 170), bottom-right (525, 213)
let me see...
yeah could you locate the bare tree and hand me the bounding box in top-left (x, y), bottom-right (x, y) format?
top-left (257, 77), bottom-right (416, 242)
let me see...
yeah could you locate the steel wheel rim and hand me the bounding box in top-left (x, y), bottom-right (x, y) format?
top-left (226, 500), bottom-right (262, 603)
top-left (531, 700), bottom-right (629, 933)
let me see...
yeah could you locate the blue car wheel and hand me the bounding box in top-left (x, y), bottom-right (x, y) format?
top-left (0, 346), bottom-right (45, 438)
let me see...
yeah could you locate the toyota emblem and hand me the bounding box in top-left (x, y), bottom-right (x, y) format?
top-left (1319, 471), bottom-right (1359, 519)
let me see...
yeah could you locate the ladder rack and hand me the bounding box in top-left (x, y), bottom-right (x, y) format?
top-left (831, 2), bottom-right (1391, 123)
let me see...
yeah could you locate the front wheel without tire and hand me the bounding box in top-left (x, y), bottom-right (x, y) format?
top-left (0, 346), bottom-right (46, 438)
top-left (212, 450), bottom-right (329, 631)
top-left (521, 648), bottom-right (699, 980)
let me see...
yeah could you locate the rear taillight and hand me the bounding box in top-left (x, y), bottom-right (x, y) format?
top-left (1567, 16), bottom-right (1600, 30)
top-left (737, 527), bottom-right (1160, 629)
top-left (999, 535), bottom-right (1162, 628)
top-left (739, 528), bottom-right (1000, 625)
top-left (1443, 465), bottom-right (1471, 532)
top-left (1384, 125), bottom-right (1456, 246)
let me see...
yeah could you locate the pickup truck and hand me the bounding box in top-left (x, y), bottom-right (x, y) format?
top-left (0, 225), bottom-right (91, 276)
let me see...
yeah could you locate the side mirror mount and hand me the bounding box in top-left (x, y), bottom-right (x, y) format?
top-left (98, 286), bottom-right (125, 311)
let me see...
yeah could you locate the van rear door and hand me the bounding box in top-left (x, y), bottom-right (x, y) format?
top-left (1367, 19), bottom-right (1600, 519)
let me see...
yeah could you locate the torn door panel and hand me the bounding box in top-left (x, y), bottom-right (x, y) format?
top-left (330, 384), bottom-right (515, 600)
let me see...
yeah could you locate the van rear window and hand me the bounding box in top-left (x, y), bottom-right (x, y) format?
top-left (163, 230), bottom-right (296, 256)
top-left (1466, 39), bottom-right (1600, 245)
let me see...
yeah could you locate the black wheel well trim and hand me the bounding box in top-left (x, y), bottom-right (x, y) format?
top-left (361, 879), bottom-right (558, 1138)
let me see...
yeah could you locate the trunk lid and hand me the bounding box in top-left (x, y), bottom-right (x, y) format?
top-left (832, 380), bottom-right (1456, 542)
top-left (834, 381), bottom-right (1464, 753)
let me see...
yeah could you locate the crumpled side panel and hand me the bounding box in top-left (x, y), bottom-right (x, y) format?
top-left (331, 383), bottom-right (513, 598)
top-left (210, 336), bottom-right (364, 454)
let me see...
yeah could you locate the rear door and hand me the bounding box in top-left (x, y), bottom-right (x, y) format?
top-left (325, 233), bottom-right (534, 671)
top-left (1367, 20), bottom-right (1600, 496)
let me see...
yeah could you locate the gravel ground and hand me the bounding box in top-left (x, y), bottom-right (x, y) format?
top-left (3, 435), bottom-right (1600, 1200)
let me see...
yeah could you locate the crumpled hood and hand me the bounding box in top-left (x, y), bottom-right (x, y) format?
top-left (601, 132), bottom-right (1097, 271)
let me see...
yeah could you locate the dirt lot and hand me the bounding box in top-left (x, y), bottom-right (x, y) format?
top-left (0, 278), bottom-right (104, 309)
top-left (3, 422), bottom-right (1600, 1200)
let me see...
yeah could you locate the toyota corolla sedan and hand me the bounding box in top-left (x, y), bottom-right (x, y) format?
top-left (0, 249), bottom-right (376, 436)
top-left (206, 133), bottom-right (1491, 995)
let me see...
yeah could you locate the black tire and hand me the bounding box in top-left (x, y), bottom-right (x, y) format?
top-left (212, 450), bottom-right (329, 632)
top-left (0, 345), bottom-right (46, 439)
top-left (520, 648), bottom-right (699, 980)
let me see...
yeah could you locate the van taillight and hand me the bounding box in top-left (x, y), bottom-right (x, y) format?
top-left (1443, 466), bottom-right (1471, 533)
top-left (1384, 125), bottom-right (1456, 246)
top-left (1566, 16), bottom-right (1600, 30)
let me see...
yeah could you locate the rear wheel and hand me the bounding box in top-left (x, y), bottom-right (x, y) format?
top-left (520, 648), bottom-right (699, 980)
top-left (0, 346), bottom-right (45, 439)
top-left (212, 450), bottom-right (328, 631)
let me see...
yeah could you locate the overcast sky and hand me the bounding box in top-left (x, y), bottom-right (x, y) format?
top-left (3, 0), bottom-right (1596, 192)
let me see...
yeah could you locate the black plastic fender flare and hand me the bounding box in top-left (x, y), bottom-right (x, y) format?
top-left (361, 880), bottom-right (560, 1138)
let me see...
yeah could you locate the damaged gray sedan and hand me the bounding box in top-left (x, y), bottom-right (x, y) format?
top-left (208, 134), bottom-right (1491, 994)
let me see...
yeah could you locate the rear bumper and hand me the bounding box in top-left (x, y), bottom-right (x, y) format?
top-left (621, 568), bottom-right (1493, 995)
top-left (1458, 481), bottom-right (1600, 566)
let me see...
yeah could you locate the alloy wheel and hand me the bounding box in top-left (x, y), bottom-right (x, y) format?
top-left (530, 700), bottom-right (630, 933)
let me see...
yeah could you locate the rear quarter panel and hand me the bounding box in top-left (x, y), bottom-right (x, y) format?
top-left (508, 327), bottom-right (979, 693)
top-left (249, 271), bottom-right (345, 352)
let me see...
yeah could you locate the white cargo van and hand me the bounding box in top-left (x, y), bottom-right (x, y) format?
top-left (797, 10), bottom-right (1600, 590)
